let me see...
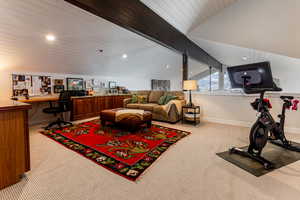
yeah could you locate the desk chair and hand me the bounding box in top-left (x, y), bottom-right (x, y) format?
top-left (43, 91), bottom-right (73, 130)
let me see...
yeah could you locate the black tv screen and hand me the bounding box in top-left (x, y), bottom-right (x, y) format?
top-left (67, 78), bottom-right (84, 91)
top-left (227, 62), bottom-right (275, 90)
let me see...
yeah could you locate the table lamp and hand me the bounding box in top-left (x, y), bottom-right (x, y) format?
top-left (183, 80), bottom-right (198, 107)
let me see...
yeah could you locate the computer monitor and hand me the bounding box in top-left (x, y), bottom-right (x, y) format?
top-left (227, 62), bottom-right (275, 91)
top-left (67, 78), bottom-right (84, 91)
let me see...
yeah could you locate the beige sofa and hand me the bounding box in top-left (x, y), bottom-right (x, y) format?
top-left (123, 91), bottom-right (186, 123)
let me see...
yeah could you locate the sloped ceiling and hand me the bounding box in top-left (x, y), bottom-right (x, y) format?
top-left (141, 0), bottom-right (237, 34)
top-left (189, 0), bottom-right (300, 59)
top-left (193, 38), bottom-right (300, 93)
top-left (0, 0), bottom-right (198, 78)
top-left (193, 38), bottom-right (273, 66)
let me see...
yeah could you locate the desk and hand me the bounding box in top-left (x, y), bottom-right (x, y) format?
top-left (18, 96), bottom-right (59, 103)
top-left (17, 95), bottom-right (132, 122)
top-left (0, 100), bottom-right (31, 190)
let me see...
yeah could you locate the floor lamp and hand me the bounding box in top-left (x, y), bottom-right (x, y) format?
top-left (183, 80), bottom-right (198, 107)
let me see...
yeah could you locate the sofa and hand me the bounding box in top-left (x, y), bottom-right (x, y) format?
top-left (123, 91), bottom-right (186, 123)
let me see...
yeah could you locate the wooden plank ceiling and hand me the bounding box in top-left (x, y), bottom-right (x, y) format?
top-left (64, 0), bottom-right (222, 70)
top-left (141, 0), bottom-right (238, 34)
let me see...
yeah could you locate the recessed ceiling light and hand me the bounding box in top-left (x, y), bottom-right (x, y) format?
top-left (46, 34), bottom-right (56, 42)
top-left (122, 54), bottom-right (128, 59)
top-left (166, 65), bottom-right (170, 69)
top-left (242, 56), bottom-right (248, 61)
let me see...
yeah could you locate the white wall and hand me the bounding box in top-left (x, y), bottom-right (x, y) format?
top-left (193, 93), bottom-right (300, 134)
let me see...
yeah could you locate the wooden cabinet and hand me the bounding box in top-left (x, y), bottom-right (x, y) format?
top-left (0, 101), bottom-right (31, 190)
top-left (95, 96), bottom-right (105, 114)
top-left (72, 97), bottom-right (96, 121)
top-left (104, 96), bottom-right (114, 110)
top-left (71, 95), bottom-right (131, 121)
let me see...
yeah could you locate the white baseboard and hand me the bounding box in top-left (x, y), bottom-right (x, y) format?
top-left (203, 117), bottom-right (300, 134)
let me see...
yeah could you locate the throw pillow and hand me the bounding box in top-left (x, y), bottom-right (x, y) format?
top-left (131, 94), bottom-right (138, 103)
top-left (158, 95), bottom-right (167, 105)
top-left (137, 95), bottom-right (147, 104)
top-left (164, 95), bottom-right (178, 105)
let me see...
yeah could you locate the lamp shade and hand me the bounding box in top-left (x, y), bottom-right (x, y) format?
top-left (183, 80), bottom-right (198, 91)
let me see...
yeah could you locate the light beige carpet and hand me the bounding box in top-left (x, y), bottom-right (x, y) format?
top-left (1, 119), bottom-right (300, 200)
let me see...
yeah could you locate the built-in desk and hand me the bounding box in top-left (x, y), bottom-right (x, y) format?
top-left (17, 94), bottom-right (132, 122)
top-left (0, 100), bottom-right (31, 190)
top-left (18, 96), bottom-right (59, 103)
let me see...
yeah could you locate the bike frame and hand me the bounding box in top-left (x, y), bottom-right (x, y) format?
top-left (256, 92), bottom-right (276, 131)
top-left (256, 91), bottom-right (290, 145)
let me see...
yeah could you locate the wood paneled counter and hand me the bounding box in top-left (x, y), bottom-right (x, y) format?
top-left (0, 100), bottom-right (32, 190)
top-left (71, 95), bottom-right (131, 121)
top-left (18, 96), bottom-right (59, 103)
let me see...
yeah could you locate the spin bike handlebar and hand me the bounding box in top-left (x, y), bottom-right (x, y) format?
top-left (243, 87), bottom-right (282, 94)
top-left (241, 77), bottom-right (282, 94)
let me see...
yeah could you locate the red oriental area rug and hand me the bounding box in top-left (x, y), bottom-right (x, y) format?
top-left (40, 120), bottom-right (190, 181)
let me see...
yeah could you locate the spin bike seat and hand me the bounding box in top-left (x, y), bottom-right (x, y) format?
top-left (280, 96), bottom-right (294, 100)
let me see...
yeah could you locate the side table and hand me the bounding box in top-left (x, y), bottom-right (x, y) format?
top-left (182, 105), bottom-right (200, 125)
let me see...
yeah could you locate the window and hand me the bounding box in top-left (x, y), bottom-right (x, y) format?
top-left (198, 71), bottom-right (219, 91)
top-left (211, 71), bottom-right (219, 90)
top-left (224, 71), bottom-right (231, 90)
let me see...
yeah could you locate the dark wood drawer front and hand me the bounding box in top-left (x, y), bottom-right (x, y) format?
top-left (71, 95), bottom-right (131, 121)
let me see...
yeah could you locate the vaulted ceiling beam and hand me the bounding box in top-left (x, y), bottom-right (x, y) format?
top-left (64, 0), bottom-right (222, 70)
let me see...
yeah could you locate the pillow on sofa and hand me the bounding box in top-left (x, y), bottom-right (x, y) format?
top-left (164, 95), bottom-right (178, 104)
top-left (158, 95), bottom-right (167, 105)
top-left (148, 91), bottom-right (164, 103)
top-left (137, 95), bottom-right (147, 104)
top-left (131, 94), bottom-right (138, 103)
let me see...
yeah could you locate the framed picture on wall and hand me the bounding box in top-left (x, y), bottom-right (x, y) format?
top-left (151, 79), bottom-right (171, 91)
top-left (54, 79), bottom-right (64, 86)
top-left (109, 81), bottom-right (117, 89)
top-left (54, 85), bottom-right (64, 93)
top-left (12, 74), bottom-right (52, 97)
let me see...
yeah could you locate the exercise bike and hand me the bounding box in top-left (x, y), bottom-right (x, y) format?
top-left (227, 62), bottom-right (300, 169)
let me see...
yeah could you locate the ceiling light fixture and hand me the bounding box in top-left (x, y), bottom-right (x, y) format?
top-left (46, 34), bottom-right (56, 42)
top-left (166, 65), bottom-right (170, 69)
top-left (122, 54), bottom-right (128, 59)
top-left (242, 56), bottom-right (248, 61)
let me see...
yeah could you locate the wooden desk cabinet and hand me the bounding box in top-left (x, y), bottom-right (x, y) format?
top-left (0, 101), bottom-right (31, 190)
top-left (72, 97), bottom-right (96, 120)
top-left (71, 95), bottom-right (131, 121)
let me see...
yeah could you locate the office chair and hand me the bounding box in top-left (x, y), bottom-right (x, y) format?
top-left (43, 91), bottom-right (73, 130)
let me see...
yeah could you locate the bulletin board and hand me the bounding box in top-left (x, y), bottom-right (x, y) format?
top-left (12, 74), bottom-right (52, 97)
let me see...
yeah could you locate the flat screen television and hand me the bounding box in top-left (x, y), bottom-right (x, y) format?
top-left (227, 61), bottom-right (275, 90)
top-left (67, 78), bottom-right (84, 91)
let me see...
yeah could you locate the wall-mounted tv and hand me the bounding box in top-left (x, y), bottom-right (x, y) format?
top-left (67, 78), bottom-right (84, 91)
